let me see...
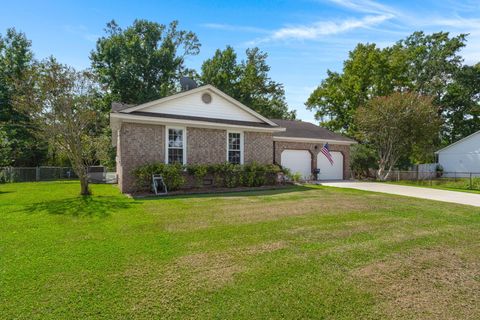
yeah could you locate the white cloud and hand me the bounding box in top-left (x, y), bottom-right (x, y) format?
top-left (327, 0), bottom-right (398, 15)
top-left (204, 1), bottom-right (397, 45)
top-left (204, 1), bottom-right (478, 65)
top-left (270, 14), bottom-right (392, 41)
top-left (248, 14), bottom-right (392, 44)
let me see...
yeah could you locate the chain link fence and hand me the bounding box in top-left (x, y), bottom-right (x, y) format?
top-left (0, 166), bottom-right (117, 184)
top-left (377, 170), bottom-right (480, 191)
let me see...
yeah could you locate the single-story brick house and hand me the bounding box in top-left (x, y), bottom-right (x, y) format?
top-left (110, 85), bottom-right (356, 193)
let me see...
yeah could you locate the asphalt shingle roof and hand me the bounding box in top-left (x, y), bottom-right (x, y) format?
top-left (111, 102), bottom-right (135, 112)
top-left (270, 119), bottom-right (355, 142)
top-left (128, 111), bottom-right (276, 128)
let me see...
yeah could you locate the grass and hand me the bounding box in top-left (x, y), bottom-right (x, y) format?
top-left (1, 181), bottom-right (479, 319)
top-left (386, 178), bottom-right (480, 194)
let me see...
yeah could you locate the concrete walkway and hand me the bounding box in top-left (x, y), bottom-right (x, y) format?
top-left (321, 181), bottom-right (480, 207)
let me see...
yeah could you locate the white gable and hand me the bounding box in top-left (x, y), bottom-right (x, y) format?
top-left (437, 131), bottom-right (480, 173)
top-left (139, 88), bottom-right (262, 123)
top-left (437, 131), bottom-right (480, 155)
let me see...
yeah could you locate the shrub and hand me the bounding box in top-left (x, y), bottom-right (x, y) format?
top-left (289, 172), bottom-right (303, 182)
top-left (264, 164), bottom-right (282, 185)
top-left (208, 163), bottom-right (226, 186)
top-left (242, 163), bottom-right (257, 187)
top-left (467, 177), bottom-right (480, 190)
top-left (133, 162), bottom-right (185, 191)
top-left (186, 164), bottom-right (208, 187)
top-left (133, 162), bottom-right (283, 192)
top-left (436, 164), bottom-right (444, 178)
top-left (213, 163), bottom-right (242, 188)
top-left (281, 167), bottom-right (301, 182)
top-left (243, 162), bottom-right (280, 187)
top-left (225, 164), bottom-right (243, 188)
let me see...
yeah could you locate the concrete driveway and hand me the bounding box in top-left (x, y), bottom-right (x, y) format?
top-left (321, 181), bottom-right (480, 207)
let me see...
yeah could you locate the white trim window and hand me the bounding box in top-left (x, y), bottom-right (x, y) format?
top-left (227, 131), bottom-right (243, 164)
top-left (166, 127), bottom-right (186, 164)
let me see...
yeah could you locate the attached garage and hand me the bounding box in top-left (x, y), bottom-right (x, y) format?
top-left (281, 150), bottom-right (311, 180)
top-left (317, 151), bottom-right (343, 180)
top-left (271, 119), bottom-right (356, 181)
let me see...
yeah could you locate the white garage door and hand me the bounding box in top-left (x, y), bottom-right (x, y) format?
top-left (281, 150), bottom-right (311, 180)
top-left (317, 151), bottom-right (343, 180)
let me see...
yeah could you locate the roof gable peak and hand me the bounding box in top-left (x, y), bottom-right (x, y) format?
top-left (115, 85), bottom-right (278, 127)
top-left (436, 130), bottom-right (480, 153)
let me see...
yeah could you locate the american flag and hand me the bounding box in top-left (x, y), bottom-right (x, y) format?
top-left (321, 143), bottom-right (334, 165)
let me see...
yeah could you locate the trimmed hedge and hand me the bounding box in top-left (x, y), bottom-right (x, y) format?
top-left (133, 162), bottom-right (282, 192)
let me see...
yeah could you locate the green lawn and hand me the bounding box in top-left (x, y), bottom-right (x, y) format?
top-left (386, 178), bottom-right (480, 194)
top-left (1, 181), bottom-right (479, 319)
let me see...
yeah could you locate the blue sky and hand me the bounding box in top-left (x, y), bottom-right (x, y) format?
top-left (2, 0), bottom-right (479, 122)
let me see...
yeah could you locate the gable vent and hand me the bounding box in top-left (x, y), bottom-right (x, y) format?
top-left (202, 93), bottom-right (212, 104)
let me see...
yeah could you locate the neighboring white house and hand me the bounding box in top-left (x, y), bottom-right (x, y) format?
top-left (436, 130), bottom-right (480, 175)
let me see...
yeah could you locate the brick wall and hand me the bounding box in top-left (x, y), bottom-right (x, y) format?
top-left (244, 132), bottom-right (273, 164)
top-left (273, 140), bottom-right (351, 179)
top-left (117, 123), bottom-right (165, 193)
top-left (116, 129), bottom-right (123, 190)
top-left (187, 127), bottom-right (226, 164)
top-left (186, 129), bottom-right (274, 165)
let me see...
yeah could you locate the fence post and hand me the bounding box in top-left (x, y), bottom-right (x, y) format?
top-left (397, 171), bottom-right (400, 181)
top-left (36, 167), bottom-right (40, 182)
top-left (470, 173), bottom-right (473, 190)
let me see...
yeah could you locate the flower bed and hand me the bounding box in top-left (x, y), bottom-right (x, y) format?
top-left (132, 162), bottom-right (284, 193)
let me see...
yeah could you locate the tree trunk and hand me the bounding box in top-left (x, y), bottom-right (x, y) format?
top-left (376, 163), bottom-right (386, 180)
top-left (80, 175), bottom-right (91, 196)
top-left (383, 166), bottom-right (393, 180)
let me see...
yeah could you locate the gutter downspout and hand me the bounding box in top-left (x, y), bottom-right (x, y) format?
top-left (273, 140), bottom-right (276, 165)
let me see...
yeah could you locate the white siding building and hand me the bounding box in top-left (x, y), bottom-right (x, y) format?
top-left (436, 130), bottom-right (480, 176)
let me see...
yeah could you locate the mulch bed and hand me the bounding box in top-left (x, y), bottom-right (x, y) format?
top-left (128, 184), bottom-right (295, 198)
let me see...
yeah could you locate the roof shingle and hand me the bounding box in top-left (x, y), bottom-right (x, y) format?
top-left (112, 102), bottom-right (135, 112)
top-left (270, 119), bottom-right (355, 143)
top-left (127, 111), bottom-right (276, 128)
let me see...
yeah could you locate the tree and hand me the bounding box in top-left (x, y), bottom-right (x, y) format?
top-left (0, 28), bottom-right (47, 166)
top-left (0, 128), bottom-right (12, 166)
top-left (397, 32), bottom-right (466, 103)
top-left (306, 31), bottom-right (470, 140)
top-left (201, 46), bottom-right (296, 119)
top-left (442, 63), bottom-right (480, 144)
top-left (16, 59), bottom-right (107, 195)
top-left (306, 43), bottom-right (396, 134)
top-left (349, 143), bottom-right (378, 179)
top-left (355, 92), bottom-right (441, 180)
top-left (90, 19), bottom-right (200, 105)
top-left (201, 46), bottom-right (241, 98)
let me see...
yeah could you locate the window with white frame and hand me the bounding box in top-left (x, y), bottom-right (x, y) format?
top-left (167, 128), bottom-right (185, 164)
top-left (227, 132), bottom-right (242, 164)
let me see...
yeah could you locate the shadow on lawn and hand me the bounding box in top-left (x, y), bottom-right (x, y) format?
top-left (136, 184), bottom-right (318, 201)
top-left (23, 196), bottom-right (134, 217)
